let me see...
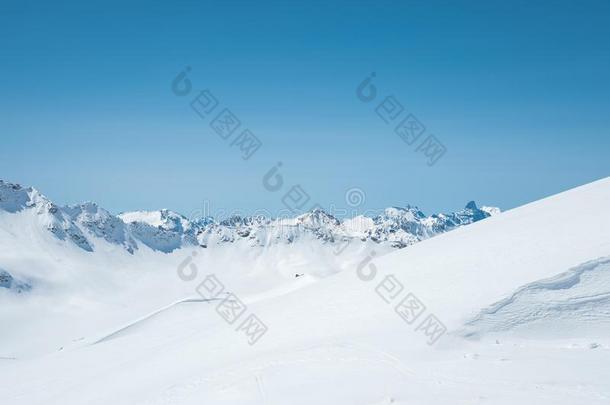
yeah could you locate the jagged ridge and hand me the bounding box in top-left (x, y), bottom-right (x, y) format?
top-left (0, 180), bottom-right (500, 254)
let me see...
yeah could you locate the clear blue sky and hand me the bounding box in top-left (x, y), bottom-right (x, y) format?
top-left (1, 0), bottom-right (609, 217)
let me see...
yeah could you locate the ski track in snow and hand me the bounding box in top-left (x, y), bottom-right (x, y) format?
top-left (146, 342), bottom-right (416, 405)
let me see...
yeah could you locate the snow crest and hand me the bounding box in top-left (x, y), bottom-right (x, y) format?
top-left (1, 179), bottom-right (499, 254)
top-left (463, 257), bottom-right (610, 338)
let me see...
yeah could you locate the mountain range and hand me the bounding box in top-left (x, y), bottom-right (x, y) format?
top-left (0, 179), bottom-right (500, 254)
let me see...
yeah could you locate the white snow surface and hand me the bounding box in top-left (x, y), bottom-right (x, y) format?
top-left (0, 177), bottom-right (609, 404)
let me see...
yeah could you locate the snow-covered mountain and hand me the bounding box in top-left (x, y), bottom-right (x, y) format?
top-left (64, 202), bottom-right (138, 253)
top-left (0, 181), bottom-right (94, 252)
top-left (0, 179), bottom-right (499, 254)
top-left (1, 177), bottom-right (609, 405)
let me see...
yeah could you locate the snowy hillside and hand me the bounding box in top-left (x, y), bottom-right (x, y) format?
top-left (0, 177), bottom-right (609, 404)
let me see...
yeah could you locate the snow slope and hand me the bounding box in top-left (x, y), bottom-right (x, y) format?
top-left (0, 177), bottom-right (609, 404)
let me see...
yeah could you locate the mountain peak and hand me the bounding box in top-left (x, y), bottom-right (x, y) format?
top-left (297, 208), bottom-right (340, 226)
top-left (465, 200), bottom-right (478, 210)
top-left (0, 180), bottom-right (48, 213)
top-left (1, 179), bottom-right (499, 254)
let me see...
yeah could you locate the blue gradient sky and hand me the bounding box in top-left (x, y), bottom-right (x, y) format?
top-left (1, 0), bottom-right (609, 217)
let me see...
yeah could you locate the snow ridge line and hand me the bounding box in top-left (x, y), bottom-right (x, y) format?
top-left (469, 257), bottom-right (610, 319)
top-left (90, 297), bottom-right (229, 345)
top-left (460, 256), bottom-right (610, 338)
